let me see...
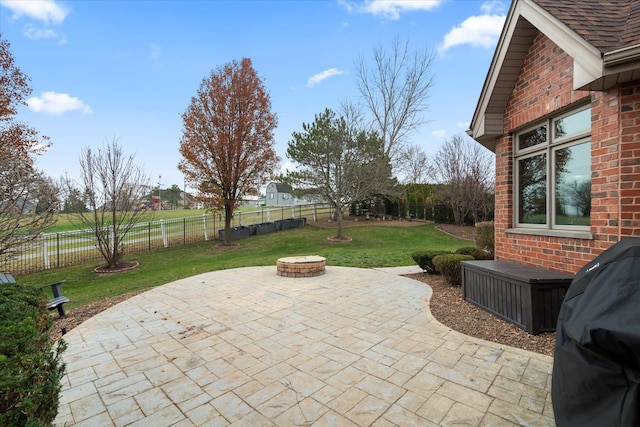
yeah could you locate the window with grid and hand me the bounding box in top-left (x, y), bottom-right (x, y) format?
top-left (515, 106), bottom-right (591, 230)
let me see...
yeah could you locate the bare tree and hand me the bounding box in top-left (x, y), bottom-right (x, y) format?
top-left (0, 37), bottom-right (57, 266)
top-left (433, 134), bottom-right (494, 225)
top-left (286, 108), bottom-right (397, 240)
top-left (397, 144), bottom-right (433, 184)
top-left (179, 58), bottom-right (279, 245)
top-left (64, 140), bottom-right (151, 269)
top-left (355, 38), bottom-right (435, 164)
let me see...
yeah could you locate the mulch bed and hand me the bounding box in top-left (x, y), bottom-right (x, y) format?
top-left (406, 273), bottom-right (555, 356)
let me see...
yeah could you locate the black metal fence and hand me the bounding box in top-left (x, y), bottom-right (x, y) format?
top-left (3, 204), bottom-right (331, 275)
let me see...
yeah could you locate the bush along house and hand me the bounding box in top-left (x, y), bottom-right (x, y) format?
top-left (462, 0), bottom-right (640, 335)
top-left (468, 0), bottom-right (640, 275)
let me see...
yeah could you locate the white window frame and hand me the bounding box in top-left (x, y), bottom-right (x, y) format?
top-left (513, 105), bottom-right (591, 233)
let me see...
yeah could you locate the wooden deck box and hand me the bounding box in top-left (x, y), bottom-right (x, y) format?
top-left (461, 260), bottom-right (573, 335)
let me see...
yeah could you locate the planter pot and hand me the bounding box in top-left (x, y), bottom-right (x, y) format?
top-left (280, 219), bottom-right (297, 230)
top-left (254, 222), bottom-right (277, 235)
top-left (218, 226), bottom-right (252, 241)
top-left (280, 218), bottom-right (303, 230)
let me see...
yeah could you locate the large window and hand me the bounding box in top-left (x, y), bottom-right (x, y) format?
top-left (515, 106), bottom-right (591, 230)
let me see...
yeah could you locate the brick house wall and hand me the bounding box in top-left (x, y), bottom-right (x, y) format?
top-left (619, 84), bottom-right (640, 237)
top-left (495, 31), bottom-right (640, 274)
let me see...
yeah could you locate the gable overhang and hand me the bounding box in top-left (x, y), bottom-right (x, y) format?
top-left (589, 44), bottom-right (640, 90)
top-left (468, 0), bottom-right (622, 152)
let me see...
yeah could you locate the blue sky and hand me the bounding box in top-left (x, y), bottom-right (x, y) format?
top-left (1, 0), bottom-right (507, 192)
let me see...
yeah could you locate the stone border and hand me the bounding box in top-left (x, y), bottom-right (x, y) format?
top-left (276, 255), bottom-right (326, 277)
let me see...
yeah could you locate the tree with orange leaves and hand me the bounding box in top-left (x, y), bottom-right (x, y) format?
top-left (1, 36), bottom-right (57, 265)
top-left (179, 58), bottom-right (279, 245)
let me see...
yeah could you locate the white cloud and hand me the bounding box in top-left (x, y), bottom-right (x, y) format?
top-left (0, 0), bottom-right (69, 24)
top-left (438, 2), bottom-right (506, 53)
top-left (457, 121), bottom-right (470, 128)
top-left (481, 0), bottom-right (507, 15)
top-left (24, 24), bottom-right (58, 40)
top-left (340, 0), bottom-right (444, 20)
top-left (27, 92), bottom-right (92, 115)
top-left (432, 129), bottom-right (446, 137)
top-left (306, 68), bottom-right (345, 87)
top-left (280, 161), bottom-right (298, 175)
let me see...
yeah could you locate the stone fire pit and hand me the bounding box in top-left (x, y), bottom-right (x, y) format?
top-left (276, 255), bottom-right (326, 277)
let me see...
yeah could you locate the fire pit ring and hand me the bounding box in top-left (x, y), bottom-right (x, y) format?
top-left (276, 255), bottom-right (326, 277)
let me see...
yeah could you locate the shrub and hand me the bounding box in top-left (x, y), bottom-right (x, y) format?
top-left (471, 248), bottom-right (494, 260)
top-left (432, 254), bottom-right (474, 286)
top-left (411, 250), bottom-right (451, 274)
top-left (475, 221), bottom-right (495, 256)
top-left (0, 283), bottom-right (66, 426)
top-left (455, 246), bottom-right (494, 260)
top-left (455, 246), bottom-right (477, 256)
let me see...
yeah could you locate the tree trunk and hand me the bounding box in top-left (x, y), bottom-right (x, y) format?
top-left (335, 204), bottom-right (344, 240)
top-left (223, 204), bottom-right (233, 245)
top-left (109, 224), bottom-right (118, 268)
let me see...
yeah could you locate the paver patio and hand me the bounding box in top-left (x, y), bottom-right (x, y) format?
top-left (55, 266), bottom-right (555, 426)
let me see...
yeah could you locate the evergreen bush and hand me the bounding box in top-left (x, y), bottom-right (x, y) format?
top-left (454, 246), bottom-right (477, 256)
top-left (0, 283), bottom-right (66, 426)
top-left (411, 250), bottom-right (451, 274)
top-left (432, 254), bottom-right (474, 286)
top-left (471, 248), bottom-right (494, 260)
top-left (475, 221), bottom-right (495, 256)
top-left (455, 245), bottom-right (494, 260)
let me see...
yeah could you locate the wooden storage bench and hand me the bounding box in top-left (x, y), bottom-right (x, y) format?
top-left (461, 260), bottom-right (573, 335)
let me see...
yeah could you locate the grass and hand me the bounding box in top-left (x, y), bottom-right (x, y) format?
top-left (50, 209), bottom-right (209, 233)
top-left (47, 206), bottom-right (330, 233)
top-left (16, 223), bottom-right (468, 310)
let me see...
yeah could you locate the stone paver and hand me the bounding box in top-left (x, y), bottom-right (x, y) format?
top-left (55, 266), bottom-right (555, 426)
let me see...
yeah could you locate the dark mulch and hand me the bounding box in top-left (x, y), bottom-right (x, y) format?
top-left (406, 272), bottom-right (555, 356)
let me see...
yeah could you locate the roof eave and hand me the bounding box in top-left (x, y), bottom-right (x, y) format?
top-left (467, 130), bottom-right (499, 152)
top-left (604, 44), bottom-right (640, 67)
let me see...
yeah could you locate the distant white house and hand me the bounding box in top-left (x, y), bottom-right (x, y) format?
top-left (263, 182), bottom-right (314, 207)
top-left (0, 198), bottom-right (37, 215)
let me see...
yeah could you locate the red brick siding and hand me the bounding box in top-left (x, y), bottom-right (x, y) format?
top-left (591, 89), bottom-right (621, 249)
top-left (494, 134), bottom-right (513, 257)
top-left (493, 31), bottom-right (638, 274)
top-left (619, 84), bottom-right (640, 236)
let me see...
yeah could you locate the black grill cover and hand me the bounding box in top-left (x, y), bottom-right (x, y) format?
top-left (552, 237), bottom-right (640, 426)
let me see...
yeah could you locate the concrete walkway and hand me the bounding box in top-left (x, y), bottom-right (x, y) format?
top-left (55, 266), bottom-right (555, 426)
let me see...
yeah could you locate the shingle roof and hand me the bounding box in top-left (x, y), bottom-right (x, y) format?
top-left (469, 0), bottom-right (640, 150)
top-left (533, 0), bottom-right (640, 53)
top-left (274, 183), bottom-right (292, 193)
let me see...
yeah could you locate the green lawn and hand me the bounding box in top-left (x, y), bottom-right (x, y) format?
top-left (48, 206), bottom-right (326, 233)
top-left (17, 223), bottom-right (468, 309)
top-left (50, 209), bottom-right (209, 233)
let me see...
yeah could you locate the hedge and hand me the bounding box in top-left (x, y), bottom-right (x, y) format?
top-left (475, 221), bottom-right (495, 256)
top-left (411, 250), bottom-right (451, 274)
top-left (0, 283), bottom-right (66, 426)
top-left (455, 246), bottom-right (494, 260)
top-left (432, 254), bottom-right (474, 286)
